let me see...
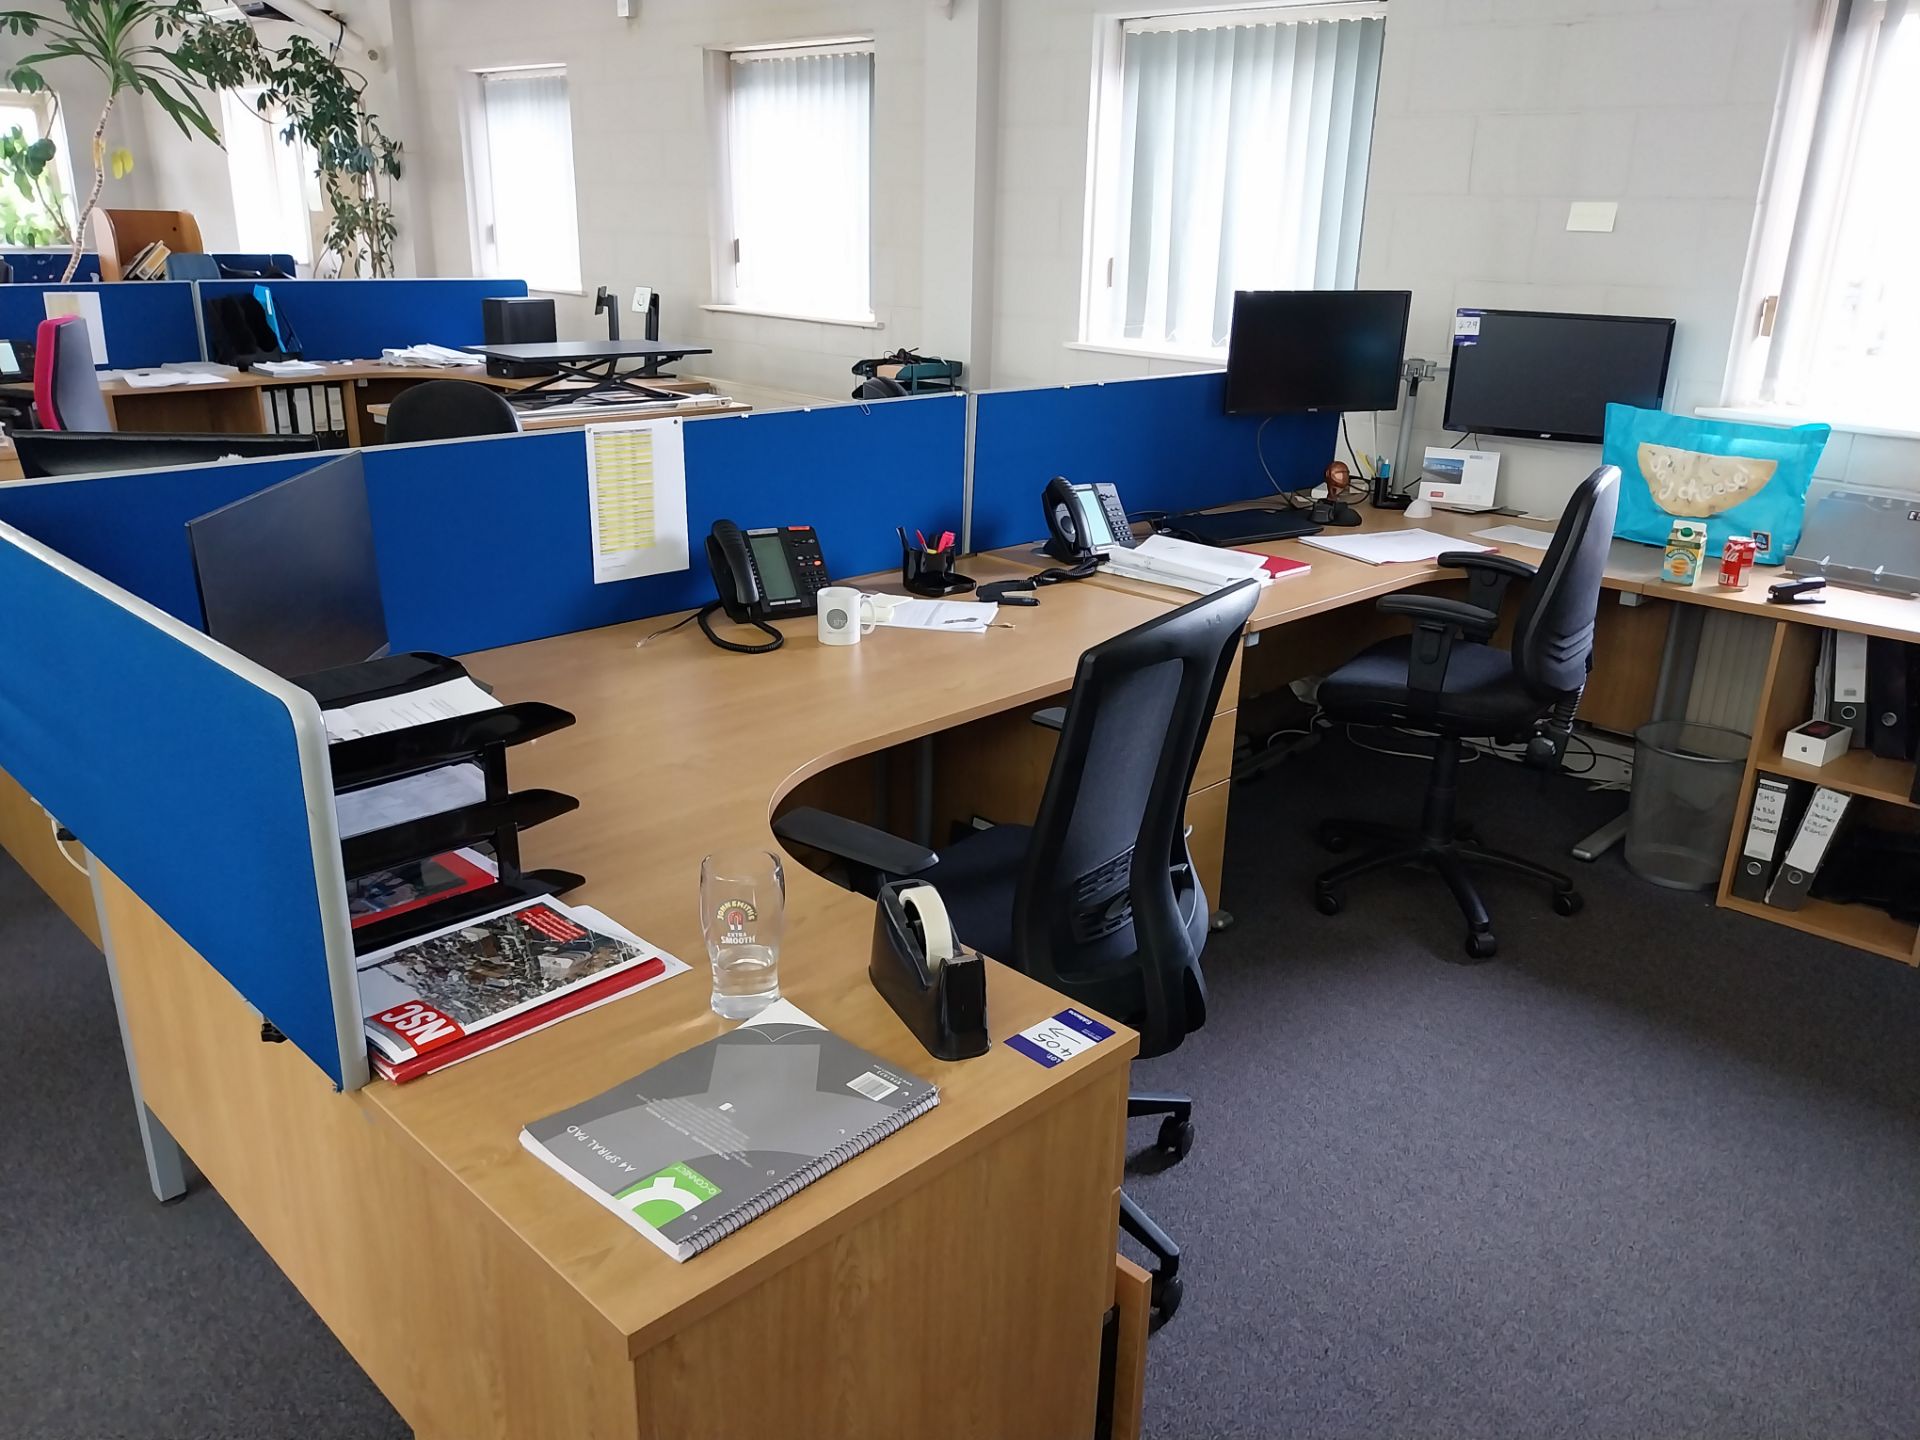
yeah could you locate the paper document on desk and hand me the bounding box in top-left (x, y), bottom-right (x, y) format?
top-left (335, 762), bottom-right (488, 838)
top-left (1471, 524), bottom-right (1557, 550)
top-left (117, 368), bottom-right (226, 389)
top-left (875, 599), bottom-right (998, 633)
top-left (586, 418), bottom-right (690, 585)
top-left (323, 677), bottom-right (501, 743)
top-left (381, 344), bottom-right (483, 368)
top-left (1299, 529), bottom-right (1494, 566)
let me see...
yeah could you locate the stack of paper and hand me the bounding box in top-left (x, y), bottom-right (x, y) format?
top-left (322, 676), bottom-right (501, 743)
top-left (116, 369), bottom-right (227, 389)
top-left (874, 598), bottom-right (998, 633)
top-left (254, 359), bottom-right (326, 377)
top-left (1102, 535), bottom-right (1277, 595)
top-left (1298, 529), bottom-right (1494, 566)
top-left (381, 344), bottom-right (483, 368)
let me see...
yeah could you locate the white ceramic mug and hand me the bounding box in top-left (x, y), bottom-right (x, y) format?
top-left (817, 587), bottom-right (880, 645)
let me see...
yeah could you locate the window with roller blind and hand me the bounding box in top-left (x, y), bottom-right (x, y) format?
top-left (1726, 0), bottom-right (1919, 430)
top-left (1081, 4), bottom-right (1387, 358)
top-left (466, 65), bottom-right (583, 294)
top-left (711, 41), bottom-right (874, 323)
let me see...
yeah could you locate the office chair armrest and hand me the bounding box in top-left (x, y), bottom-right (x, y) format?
top-left (1375, 594), bottom-right (1499, 718)
top-left (771, 806), bottom-right (938, 896)
top-left (1440, 551), bottom-right (1537, 619)
top-left (1029, 706), bottom-right (1067, 731)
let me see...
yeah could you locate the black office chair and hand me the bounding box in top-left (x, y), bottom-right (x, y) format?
top-left (854, 376), bottom-right (909, 400)
top-left (774, 581), bottom-right (1260, 1329)
top-left (385, 379), bottom-right (522, 443)
top-left (1312, 465), bottom-right (1621, 960)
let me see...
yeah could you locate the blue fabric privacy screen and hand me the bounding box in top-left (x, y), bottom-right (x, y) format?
top-left (193, 277), bottom-right (530, 361)
top-left (0, 524), bottom-right (357, 1088)
top-left (0, 282), bottom-right (203, 369)
top-left (0, 394), bottom-right (969, 654)
top-left (1603, 404), bottom-right (1831, 566)
top-left (970, 372), bottom-right (1340, 552)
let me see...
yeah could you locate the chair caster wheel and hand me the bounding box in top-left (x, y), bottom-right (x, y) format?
top-left (1464, 931), bottom-right (1498, 961)
top-left (1552, 890), bottom-right (1584, 916)
top-left (1318, 824), bottom-right (1349, 853)
top-left (1314, 888), bottom-right (1343, 916)
top-left (1157, 1117), bottom-right (1195, 1161)
top-left (1149, 1273), bottom-right (1184, 1330)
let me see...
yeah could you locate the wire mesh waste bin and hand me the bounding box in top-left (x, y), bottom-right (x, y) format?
top-left (1625, 721), bottom-right (1751, 891)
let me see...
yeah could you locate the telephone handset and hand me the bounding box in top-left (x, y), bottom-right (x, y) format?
top-left (700, 520), bottom-right (831, 653)
top-left (1042, 476), bottom-right (1136, 562)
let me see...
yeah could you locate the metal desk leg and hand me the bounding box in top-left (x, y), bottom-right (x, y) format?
top-left (913, 737), bottom-right (935, 850)
top-left (1572, 601), bottom-right (1705, 862)
top-left (89, 862), bottom-right (189, 1202)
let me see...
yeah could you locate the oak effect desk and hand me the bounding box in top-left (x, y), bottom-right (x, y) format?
top-left (999, 504), bottom-right (1920, 965)
top-left (90, 557), bottom-right (1164, 1440)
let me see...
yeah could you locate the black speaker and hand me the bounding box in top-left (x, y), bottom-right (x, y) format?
top-left (481, 296), bottom-right (558, 378)
top-left (1866, 636), bottom-right (1916, 761)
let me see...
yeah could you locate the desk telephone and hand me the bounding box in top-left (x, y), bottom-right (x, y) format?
top-left (1043, 476), bottom-right (1137, 562)
top-left (701, 519), bottom-right (831, 653)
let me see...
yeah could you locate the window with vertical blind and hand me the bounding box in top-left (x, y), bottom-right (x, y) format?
top-left (1730, 0), bottom-right (1918, 427)
top-left (1083, 4), bottom-right (1386, 356)
top-left (469, 66), bottom-right (582, 293)
top-left (221, 89), bottom-right (318, 266)
top-left (717, 43), bottom-right (874, 321)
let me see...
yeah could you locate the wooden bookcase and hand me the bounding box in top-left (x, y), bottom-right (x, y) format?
top-left (1715, 619), bottom-right (1920, 965)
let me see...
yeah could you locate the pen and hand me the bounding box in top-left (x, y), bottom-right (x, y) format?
top-left (915, 529), bottom-right (929, 550)
top-left (937, 530), bottom-right (955, 553)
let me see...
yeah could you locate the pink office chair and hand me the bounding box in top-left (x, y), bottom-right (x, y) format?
top-left (34, 315), bottom-right (110, 431)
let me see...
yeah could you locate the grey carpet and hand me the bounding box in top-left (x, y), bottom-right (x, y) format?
top-left (4, 734), bottom-right (1918, 1439)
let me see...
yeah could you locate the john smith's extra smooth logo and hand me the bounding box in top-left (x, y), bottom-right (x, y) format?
top-left (714, 898), bottom-right (758, 944)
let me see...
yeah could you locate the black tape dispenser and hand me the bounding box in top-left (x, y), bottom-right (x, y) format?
top-left (869, 880), bottom-right (989, 1061)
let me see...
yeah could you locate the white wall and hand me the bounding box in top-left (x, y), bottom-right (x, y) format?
top-left (395, 0), bottom-right (928, 400)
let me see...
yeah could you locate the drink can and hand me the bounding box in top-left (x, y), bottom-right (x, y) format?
top-left (1718, 536), bottom-right (1755, 588)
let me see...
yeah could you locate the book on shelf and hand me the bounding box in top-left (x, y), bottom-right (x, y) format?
top-left (357, 894), bottom-right (687, 1070)
top-left (1764, 786), bottom-right (1850, 911)
top-left (520, 1000), bottom-right (939, 1261)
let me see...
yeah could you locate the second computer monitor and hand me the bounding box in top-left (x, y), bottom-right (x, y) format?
top-left (187, 451), bottom-right (390, 679)
top-left (1223, 290), bottom-right (1412, 415)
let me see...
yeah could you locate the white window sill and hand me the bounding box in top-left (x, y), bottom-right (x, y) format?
top-left (1698, 404), bottom-right (1920, 444)
top-left (701, 303), bottom-right (882, 330)
top-left (1065, 339), bottom-right (1226, 366)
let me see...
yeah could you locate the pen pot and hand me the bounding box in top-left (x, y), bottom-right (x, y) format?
top-left (902, 542), bottom-right (976, 597)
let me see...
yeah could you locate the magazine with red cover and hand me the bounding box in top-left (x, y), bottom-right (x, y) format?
top-left (358, 896), bottom-right (678, 1065)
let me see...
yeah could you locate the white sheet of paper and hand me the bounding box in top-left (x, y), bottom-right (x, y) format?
top-left (875, 598), bottom-right (999, 633)
top-left (322, 677), bottom-right (501, 743)
top-left (118, 369), bottom-right (224, 389)
top-left (335, 762), bottom-right (488, 839)
top-left (586, 417), bottom-right (690, 585)
top-left (1471, 524), bottom-right (1558, 550)
top-left (1298, 529), bottom-right (1494, 566)
top-left (43, 290), bottom-right (107, 365)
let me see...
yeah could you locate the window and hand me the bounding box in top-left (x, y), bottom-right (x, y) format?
top-left (0, 89), bottom-right (75, 247)
top-left (221, 89), bottom-right (319, 266)
top-left (1082, 4), bottom-right (1386, 356)
top-left (1731, 0), bottom-right (1919, 426)
top-left (468, 66), bottom-right (582, 293)
top-left (715, 42), bottom-right (874, 321)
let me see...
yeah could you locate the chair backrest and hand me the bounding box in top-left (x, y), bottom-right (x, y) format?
top-left (165, 252), bottom-right (222, 281)
top-left (856, 376), bottom-right (909, 400)
top-left (33, 316), bottom-right (109, 431)
top-left (1511, 465), bottom-right (1621, 700)
top-left (1010, 580), bottom-right (1258, 1058)
top-left (385, 379), bottom-right (522, 443)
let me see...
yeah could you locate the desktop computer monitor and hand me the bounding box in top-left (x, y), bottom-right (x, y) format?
top-left (1442, 309), bottom-right (1675, 444)
top-left (187, 451), bottom-right (390, 678)
top-left (1223, 290), bottom-right (1412, 415)
top-left (14, 430), bottom-right (320, 479)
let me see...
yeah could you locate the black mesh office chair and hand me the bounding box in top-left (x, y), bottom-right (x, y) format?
top-left (855, 376), bottom-right (909, 400)
top-left (775, 581), bottom-right (1260, 1328)
top-left (1312, 465), bottom-right (1621, 960)
top-left (385, 379), bottom-right (522, 443)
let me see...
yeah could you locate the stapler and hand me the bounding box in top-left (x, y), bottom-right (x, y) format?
top-left (1768, 577), bottom-right (1827, 605)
